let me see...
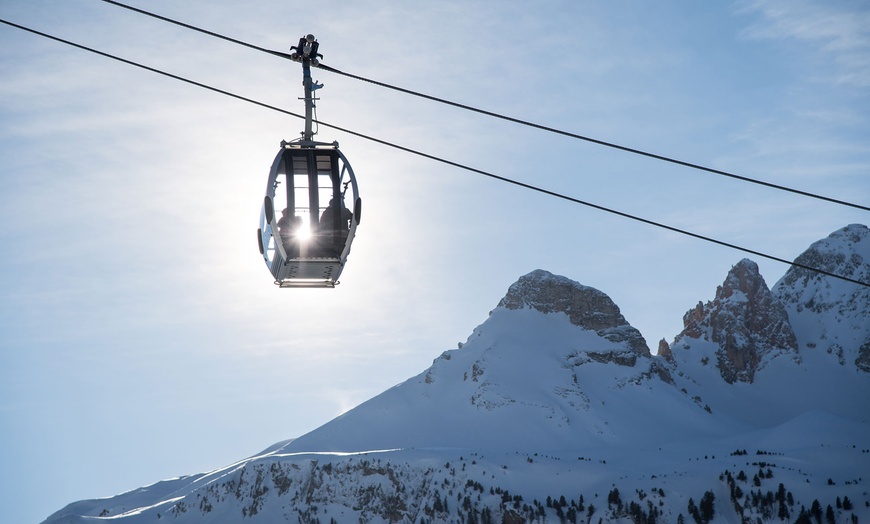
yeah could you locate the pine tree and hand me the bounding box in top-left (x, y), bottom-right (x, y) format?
top-left (776, 483), bottom-right (787, 503)
top-left (567, 506), bottom-right (578, 524)
top-left (795, 507), bottom-right (813, 524)
top-left (433, 492), bottom-right (444, 513)
top-left (688, 497), bottom-right (700, 524)
top-left (778, 499), bottom-right (790, 521)
top-left (607, 488), bottom-right (622, 512)
top-left (810, 499), bottom-right (822, 524)
top-left (699, 491), bottom-right (715, 524)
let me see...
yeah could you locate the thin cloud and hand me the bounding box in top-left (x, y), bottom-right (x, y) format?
top-left (738, 0), bottom-right (870, 87)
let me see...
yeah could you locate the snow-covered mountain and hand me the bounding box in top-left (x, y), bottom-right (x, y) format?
top-left (772, 223), bottom-right (870, 372)
top-left (43, 225), bottom-right (870, 524)
top-left (664, 225), bottom-right (870, 430)
top-left (281, 269), bottom-right (728, 455)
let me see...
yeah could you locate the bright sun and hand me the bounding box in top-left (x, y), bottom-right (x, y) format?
top-left (296, 223), bottom-right (312, 241)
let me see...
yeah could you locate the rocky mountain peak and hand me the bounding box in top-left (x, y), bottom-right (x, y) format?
top-left (772, 224), bottom-right (870, 371)
top-left (675, 259), bottom-right (798, 384)
top-left (497, 269), bottom-right (650, 357)
top-left (718, 258), bottom-right (766, 300)
top-left (39, 228), bottom-right (870, 524)
top-left (775, 224), bottom-right (869, 292)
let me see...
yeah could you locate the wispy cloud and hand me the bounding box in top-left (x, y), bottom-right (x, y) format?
top-left (738, 0), bottom-right (870, 87)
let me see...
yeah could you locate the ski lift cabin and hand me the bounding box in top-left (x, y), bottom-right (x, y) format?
top-left (257, 34), bottom-right (361, 288)
top-left (259, 142), bottom-right (360, 287)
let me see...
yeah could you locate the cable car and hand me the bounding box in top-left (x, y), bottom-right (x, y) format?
top-left (257, 35), bottom-right (361, 288)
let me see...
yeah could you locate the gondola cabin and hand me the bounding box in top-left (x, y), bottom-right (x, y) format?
top-left (258, 142), bottom-right (361, 287)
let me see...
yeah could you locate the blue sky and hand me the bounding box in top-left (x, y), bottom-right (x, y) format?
top-left (1, 1), bottom-right (868, 522)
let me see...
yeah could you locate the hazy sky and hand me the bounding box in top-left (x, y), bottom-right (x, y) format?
top-left (1, 1), bottom-right (868, 522)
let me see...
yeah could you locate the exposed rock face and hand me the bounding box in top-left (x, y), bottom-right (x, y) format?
top-left (657, 338), bottom-right (674, 363)
top-left (41, 226), bottom-right (870, 524)
top-left (497, 269), bottom-right (651, 357)
top-left (772, 224), bottom-right (870, 372)
top-left (676, 259), bottom-right (798, 384)
top-left (774, 224), bottom-right (869, 298)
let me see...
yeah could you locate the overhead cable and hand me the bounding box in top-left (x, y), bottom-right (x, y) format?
top-left (97, 0), bottom-right (870, 214)
top-left (0, 20), bottom-right (305, 117)
top-left (2, 17), bottom-right (868, 289)
top-left (98, 0), bottom-right (295, 60)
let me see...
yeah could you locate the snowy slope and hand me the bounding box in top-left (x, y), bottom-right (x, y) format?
top-left (664, 250), bottom-right (870, 428)
top-left (656, 226), bottom-right (870, 522)
top-left (42, 227), bottom-right (870, 523)
top-left (772, 224), bottom-right (870, 370)
top-left (281, 272), bottom-right (729, 453)
top-left (42, 429), bottom-right (870, 524)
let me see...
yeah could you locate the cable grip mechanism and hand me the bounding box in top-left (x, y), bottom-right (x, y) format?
top-left (290, 34), bottom-right (322, 66)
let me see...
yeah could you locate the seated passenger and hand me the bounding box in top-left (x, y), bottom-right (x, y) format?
top-left (318, 198), bottom-right (352, 256)
top-left (319, 197), bottom-right (352, 231)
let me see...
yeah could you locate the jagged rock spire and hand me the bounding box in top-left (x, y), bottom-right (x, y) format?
top-left (676, 259), bottom-right (798, 383)
top-left (657, 338), bottom-right (674, 363)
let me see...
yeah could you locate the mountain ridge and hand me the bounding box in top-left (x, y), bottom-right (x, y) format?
top-left (42, 224), bottom-right (870, 524)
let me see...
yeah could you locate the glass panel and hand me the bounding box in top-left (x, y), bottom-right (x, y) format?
top-left (265, 228), bottom-right (277, 263)
top-left (293, 173), bottom-right (313, 239)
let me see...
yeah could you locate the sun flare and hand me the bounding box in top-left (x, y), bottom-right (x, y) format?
top-left (296, 224), bottom-right (312, 241)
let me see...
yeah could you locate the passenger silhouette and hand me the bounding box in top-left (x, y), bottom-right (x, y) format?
top-left (319, 197), bottom-right (352, 231)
